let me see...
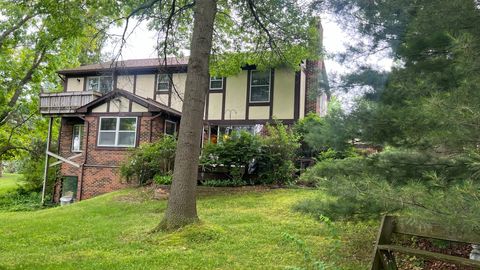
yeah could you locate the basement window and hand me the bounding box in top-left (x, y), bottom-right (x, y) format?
top-left (249, 70), bottom-right (271, 103)
top-left (98, 117), bottom-right (137, 147)
top-left (87, 76), bottom-right (113, 94)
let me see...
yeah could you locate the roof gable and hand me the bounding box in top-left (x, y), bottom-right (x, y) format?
top-left (75, 89), bottom-right (181, 117)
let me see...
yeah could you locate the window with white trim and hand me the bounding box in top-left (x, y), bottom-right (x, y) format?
top-left (164, 120), bottom-right (176, 136)
top-left (157, 74), bottom-right (170, 92)
top-left (71, 125), bottom-right (84, 152)
top-left (87, 76), bottom-right (113, 94)
top-left (249, 70), bottom-right (271, 103)
top-left (209, 77), bottom-right (223, 90)
top-left (98, 117), bottom-right (137, 147)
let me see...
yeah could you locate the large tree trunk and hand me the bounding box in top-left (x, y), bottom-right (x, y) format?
top-left (158, 0), bottom-right (217, 230)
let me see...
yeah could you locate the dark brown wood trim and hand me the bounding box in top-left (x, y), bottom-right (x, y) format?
top-left (294, 71), bottom-right (301, 120)
top-left (89, 112), bottom-right (153, 117)
top-left (168, 73), bottom-right (172, 107)
top-left (106, 100), bottom-right (110, 112)
top-left (153, 73), bottom-right (158, 101)
top-left (135, 116), bottom-right (141, 147)
top-left (207, 119), bottom-right (295, 125)
top-left (83, 76), bottom-right (87, 91)
top-left (269, 69), bottom-right (275, 119)
top-left (133, 74), bottom-right (137, 95)
top-left (221, 77), bottom-right (226, 120)
top-left (304, 70), bottom-right (308, 117)
top-left (63, 77), bottom-right (68, 92)
top-left (249, 102), bottom-right (270, 107)
top-left (245, 70), bottom-right (251, 120)
top-left (128, 100), bottom-right (133, 112)
top-left (209, 89), bottom-right (224, 93)
top-left (113, 71), bottom-right (118, 90)
top-left (205, 92), bottom-right (210, 121)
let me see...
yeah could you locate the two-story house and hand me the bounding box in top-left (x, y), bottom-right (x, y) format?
top-left (39, 55), bottom-right (328, 202)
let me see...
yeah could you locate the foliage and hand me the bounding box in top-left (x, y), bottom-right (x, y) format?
top-left (0, 173), bottom-right (22, 195)
top-left (200, 131), bottom-right (260, 180)
top-left (0, 188), bottom-right (374, 269)
top-left (303, 99), bottom-right (359, 153)
top-left (153, 174), bottom-right (173, 185)
top-left (282, 232), bottom-right (331, 270)
top-left (0, 1), bottom-right (114, 160)
top-left (294, 113), bottom-right (324, 158)
top-left (200, 123), bottom-right (300, 185)
top-left (0, 189), bottom-right (46, 212)
top-left (321, 0), bottom-right (480, 151)
top-left (296, 149), bottom-right (480, 233)
top-left (201, 178), bottom-right (247, 187)
top-left (257, 123), bottom-right (300, 184)
top-left (17, 138), bottom-right (58, 192)
top-left (120, 136), bottom-right (176, 185)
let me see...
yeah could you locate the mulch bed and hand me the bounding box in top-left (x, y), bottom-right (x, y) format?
top-left (396, 238), bottom-right (475, 270)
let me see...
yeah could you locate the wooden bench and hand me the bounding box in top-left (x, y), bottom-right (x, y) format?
top-left (371, 215), bottom-right (480, 269)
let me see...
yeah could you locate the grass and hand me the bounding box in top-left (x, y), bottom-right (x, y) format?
top-left (0, 173), bottom-right (22, 195)
top-left (0, 188), bottom-right (377, 269)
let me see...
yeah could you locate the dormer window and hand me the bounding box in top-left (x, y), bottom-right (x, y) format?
top-left (87, 76), bottom-right (113, 94)
top-left (157, 74), bottom-right (170, 93)
top-left (209, 77), bottom-right (223, 90)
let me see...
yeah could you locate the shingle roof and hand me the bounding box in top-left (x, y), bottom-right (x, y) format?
top-left (58, 57), bottom-right (189, 75)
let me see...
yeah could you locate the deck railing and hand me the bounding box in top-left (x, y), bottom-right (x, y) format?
top-left (40, 91), bottom-right (102, 115)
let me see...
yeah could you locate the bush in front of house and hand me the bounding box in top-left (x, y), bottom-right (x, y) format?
top-left (200, 122), bottom-right (300, 185)
top-left (201, 178), bottom-right (247, 187)
top-left (257, 123), bottom-right (300, 184)
top-left (201, 130), bottom-right (261, 181)
top-left (120, 135), bottom-right (176, 185)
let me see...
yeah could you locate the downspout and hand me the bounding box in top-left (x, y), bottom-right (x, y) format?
top-left (78, 118), bottom-right (89, 201)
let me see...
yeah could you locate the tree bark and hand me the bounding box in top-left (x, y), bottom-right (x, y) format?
top-left (158, 0), bottom-right (217, 230)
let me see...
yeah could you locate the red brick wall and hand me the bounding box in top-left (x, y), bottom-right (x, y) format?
top-left (57, 114), bottom-right (169, 201)
top-left (305, 60), bottom-right (323, 115)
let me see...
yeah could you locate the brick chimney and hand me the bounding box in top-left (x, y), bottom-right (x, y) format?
top-left (305, 17), bottom-right (329, 116)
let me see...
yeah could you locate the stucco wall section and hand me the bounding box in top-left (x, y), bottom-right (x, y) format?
top-left (171, 73), bottom-right (186, 112)
top-left (156, 93), bottom-right (169, 106)
top-left (92, 103), bottom-right (107, 113)
top-left (108, 96), bottom-right (130, 112)
top-left (131, 102), bottom-right (148, 112)
top-left (67, 77), bottom-right (84, 92)
top-left (224, 71), bottom-right (247, 120)
top-left (208, 93), bottom-right (223, 120)
top-left (116, 75), bottom-right (134, 92)
top-left (249, 106), bottom-right (269, 120)
top-left (273, 68), bottom-right (295, 119)
top-left (136, 74), bottom-right (155, 99)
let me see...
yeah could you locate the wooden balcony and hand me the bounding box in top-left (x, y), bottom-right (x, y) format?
top-left (40, 91), bottom-right (102, 115)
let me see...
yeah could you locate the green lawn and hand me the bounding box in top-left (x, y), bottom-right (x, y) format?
top-left (0, 188), bottom-right (376, 270)
top-left (0, 173), bottom-right (22, 195)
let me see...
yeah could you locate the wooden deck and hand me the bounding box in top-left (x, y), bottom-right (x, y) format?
top-left (40, 91), bottom-right (102, 115)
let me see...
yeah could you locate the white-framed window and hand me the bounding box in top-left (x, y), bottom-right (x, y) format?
top-left (157, 74), bottom-right (170, 93)
top-left (71, 124), bottom-right (84, 152)
top-left (164, 120), bottom-right (177, 136)
top-left (249, 70), bottom-right (271, 103)
top-left (209, 77), bottom-right (223, 90)
top-left (87, 76), bottom-right (113, 94)
top-left (98, 117), bottom-right (137, 147)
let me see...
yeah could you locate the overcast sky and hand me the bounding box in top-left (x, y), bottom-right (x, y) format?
top-left (104, 14), bottom-right (393, 107)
